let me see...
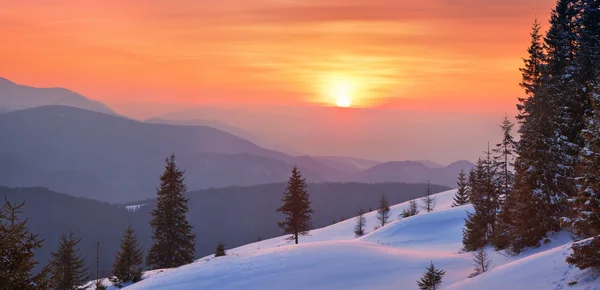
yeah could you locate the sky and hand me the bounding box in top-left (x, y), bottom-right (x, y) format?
top-left (0, 0), bottom-right (557, 163)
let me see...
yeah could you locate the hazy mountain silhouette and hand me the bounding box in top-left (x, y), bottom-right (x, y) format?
top-left (145, 117), bottom-right (303, 155)
top-left (0, 106), bottom-right (333, 202)
top-left (313, 156), bottom-right (381, 174)
top-left (351, 160), bottom-right (475, 187)
top-left (0, 105), bottom-right (470, 202)
top-left (0, 77), bottom-right (116, 115)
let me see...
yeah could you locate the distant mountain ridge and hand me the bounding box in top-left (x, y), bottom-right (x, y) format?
top-left (0, 105), bottom-right (472, 202)
top-left (351, 160), bottom-right (475, 187)
top-left (0, 76), bottom-right (116, 115)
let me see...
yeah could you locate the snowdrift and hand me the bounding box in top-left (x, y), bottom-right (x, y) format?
top-left (93, 189), bottom-right (598, 290)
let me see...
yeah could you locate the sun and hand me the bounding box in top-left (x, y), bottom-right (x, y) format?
top-left (336, 95), bottom-right (352, 108)
top-left (328, 78), bottom-right (354, 108)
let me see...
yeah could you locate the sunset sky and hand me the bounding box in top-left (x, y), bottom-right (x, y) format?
top-left (0, 0), bottom-right (556, 119)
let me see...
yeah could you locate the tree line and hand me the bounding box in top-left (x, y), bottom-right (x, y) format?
top-left (457, 0), bottom-right (600, 276)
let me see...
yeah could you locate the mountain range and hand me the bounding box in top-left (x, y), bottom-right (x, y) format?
top-left (0, 77), bottom-right (474, 202)
top-left (0, 77), bottom-right (116, 115)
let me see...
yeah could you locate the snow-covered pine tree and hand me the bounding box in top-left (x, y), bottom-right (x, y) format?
top-left (468, 248), bottom-right (493, 278)
top-left (416, 261), bottom-right (445, 290)
top-left (492, 116), bottom-right (517, 199)
top-left (452, 169), bottom-right (470, 207)
top-left (544, 0), bottom-right (585, 222)
top-left (491, 116), bottom-right (517, 250)
top-left (111, 226), bottom-right (144, 287)
top-left (421, 181), bottom-right (436, 212)
top-left (215, 242), bottom-right (226, 257)
top-left (376, 193), bottom-right (391, 227)
top-left (462, 159), bottom-right (493, 251)
top-left (49, 230), bottom-right (89, 290)
top-left (354, 208), bottom-right (366, 236)
top-left (508, 18), bottom-right (558, 254)
top-left (277, 166), bottom-right (314, 244)
top-left (463, 154), bottom-right (498, 251)
top-left (0, 198), bottom-right (51, 290)
top-left (566, 79), bottom-right (600, 270)
top-left (147, 154), bottom-right (196, 269)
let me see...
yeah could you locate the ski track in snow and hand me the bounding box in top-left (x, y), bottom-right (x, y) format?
top-left (89, 189), bottom-right (600, 290)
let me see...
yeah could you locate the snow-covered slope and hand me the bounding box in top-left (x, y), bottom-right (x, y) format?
top-left (94, 189), bottom-right (599, 290)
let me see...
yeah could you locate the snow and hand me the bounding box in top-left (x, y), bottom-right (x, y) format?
top-left (94, 189), bottom-right (599, 290)
top-left (124, 204), bottom-right (145, 212)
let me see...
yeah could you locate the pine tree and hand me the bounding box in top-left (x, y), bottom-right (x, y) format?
top-left (49, 230), bottom-right (89, 290)
top-left (492, 116), bottom-right (517, 198)
top-left (111, 226), bottom-right (144, 287)
top-left (421, 181), bottom-right (436, 212)
top-left (491, 117), bottom-right (517, 250)
top-left (545, 0), bottom-right (585, 221)
top-left (146, 154), bottom-right (196, 269)
top-left (508, 18), bottom-right (558, 254)
top-left (468, 248), bottom-right (493, 278)
top-left (215, 242), bottom-right (226, 257)
top-left (277, 166), bottom-right (314, 244)
top-left (566, 80), bottom-right (600, 270)
top-left (416, 261), bottom-right (445, 290)
top-left (401, 199), bottom-right (420, 218)
top-left (452, 170), bottom-right (469, 207)
top-left (462, 156), bottom-right (498, 251)
top-left (0, 198), bottom-right (51, 290)
top-left (376, 193), bottom-right (391, 227)
top-left (354, 208), bottom-right (366, 236)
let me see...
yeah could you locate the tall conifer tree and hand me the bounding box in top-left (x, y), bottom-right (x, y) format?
top-left (508, 19), bottom-right (557, 254)
top-left (277, 166), bottom-right (314, 244)
top-left (111, 226), bottom-right (144, 287)
top-left (0, 199), bottom-right (50, 290)
top-left (49, 230), bottom-right (89, 290)
top-left (146, 154), bottom-right (196, 269)
top-left (566, 79), bottom-right (600, 270)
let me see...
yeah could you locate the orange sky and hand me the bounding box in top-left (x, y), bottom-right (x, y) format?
top-left (0, 0), bottom-right (555, 118)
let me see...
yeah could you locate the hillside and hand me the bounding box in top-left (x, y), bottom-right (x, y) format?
top-left (99, 189), bottom-right (598, 290)
top-left (0, 77), bottom-right (116, 115)
top-left (2, 182), bottom-right (447, 277)
top-left (0, 106), bottom-right (329, 202)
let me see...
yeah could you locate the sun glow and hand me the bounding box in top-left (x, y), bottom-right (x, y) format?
top-left (336, 95), bottom-right (352, 108)
top-left (327, 77), bottom-right (354, 108)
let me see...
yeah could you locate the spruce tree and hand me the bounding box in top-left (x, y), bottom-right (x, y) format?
top-left (276, 166), bottom-right (314, 244)
top-left (146, 154), bottom-right (196, 269)
top-left (492, 116), bottom-right (517, 198)
top-left (111, 226), bottom-right (144, 287)
top-left (215, 242), bottom-right (226, 257)
top-left (354, 208), bottom-right (366, 236)
top-left (508, 19), bottom-right (557, 254)
top-left (421, 181), bottom-right (436, 212)
top-left (468, 248), bottom-right (493, 278)
top-left (376, 193), bottom-right (391, 227)
top-left (401, 199), bottom-right (420, 219)
top-left (452, 170), bottom-right (469, 207)
top-left (491, 117), bottom-right (517, 249)
top-left (0, 198), bottom-right (50, 290)
top-left (545, 0), bottom-right (585, 222)
top-left (416, 261), bottom-right (445, 290)
top-left (462, 156), bottom-right (498, 251)
top-left (566, 80), bottom-right (600, 270)
top-left (49, 230), bottom-right (89, 290)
